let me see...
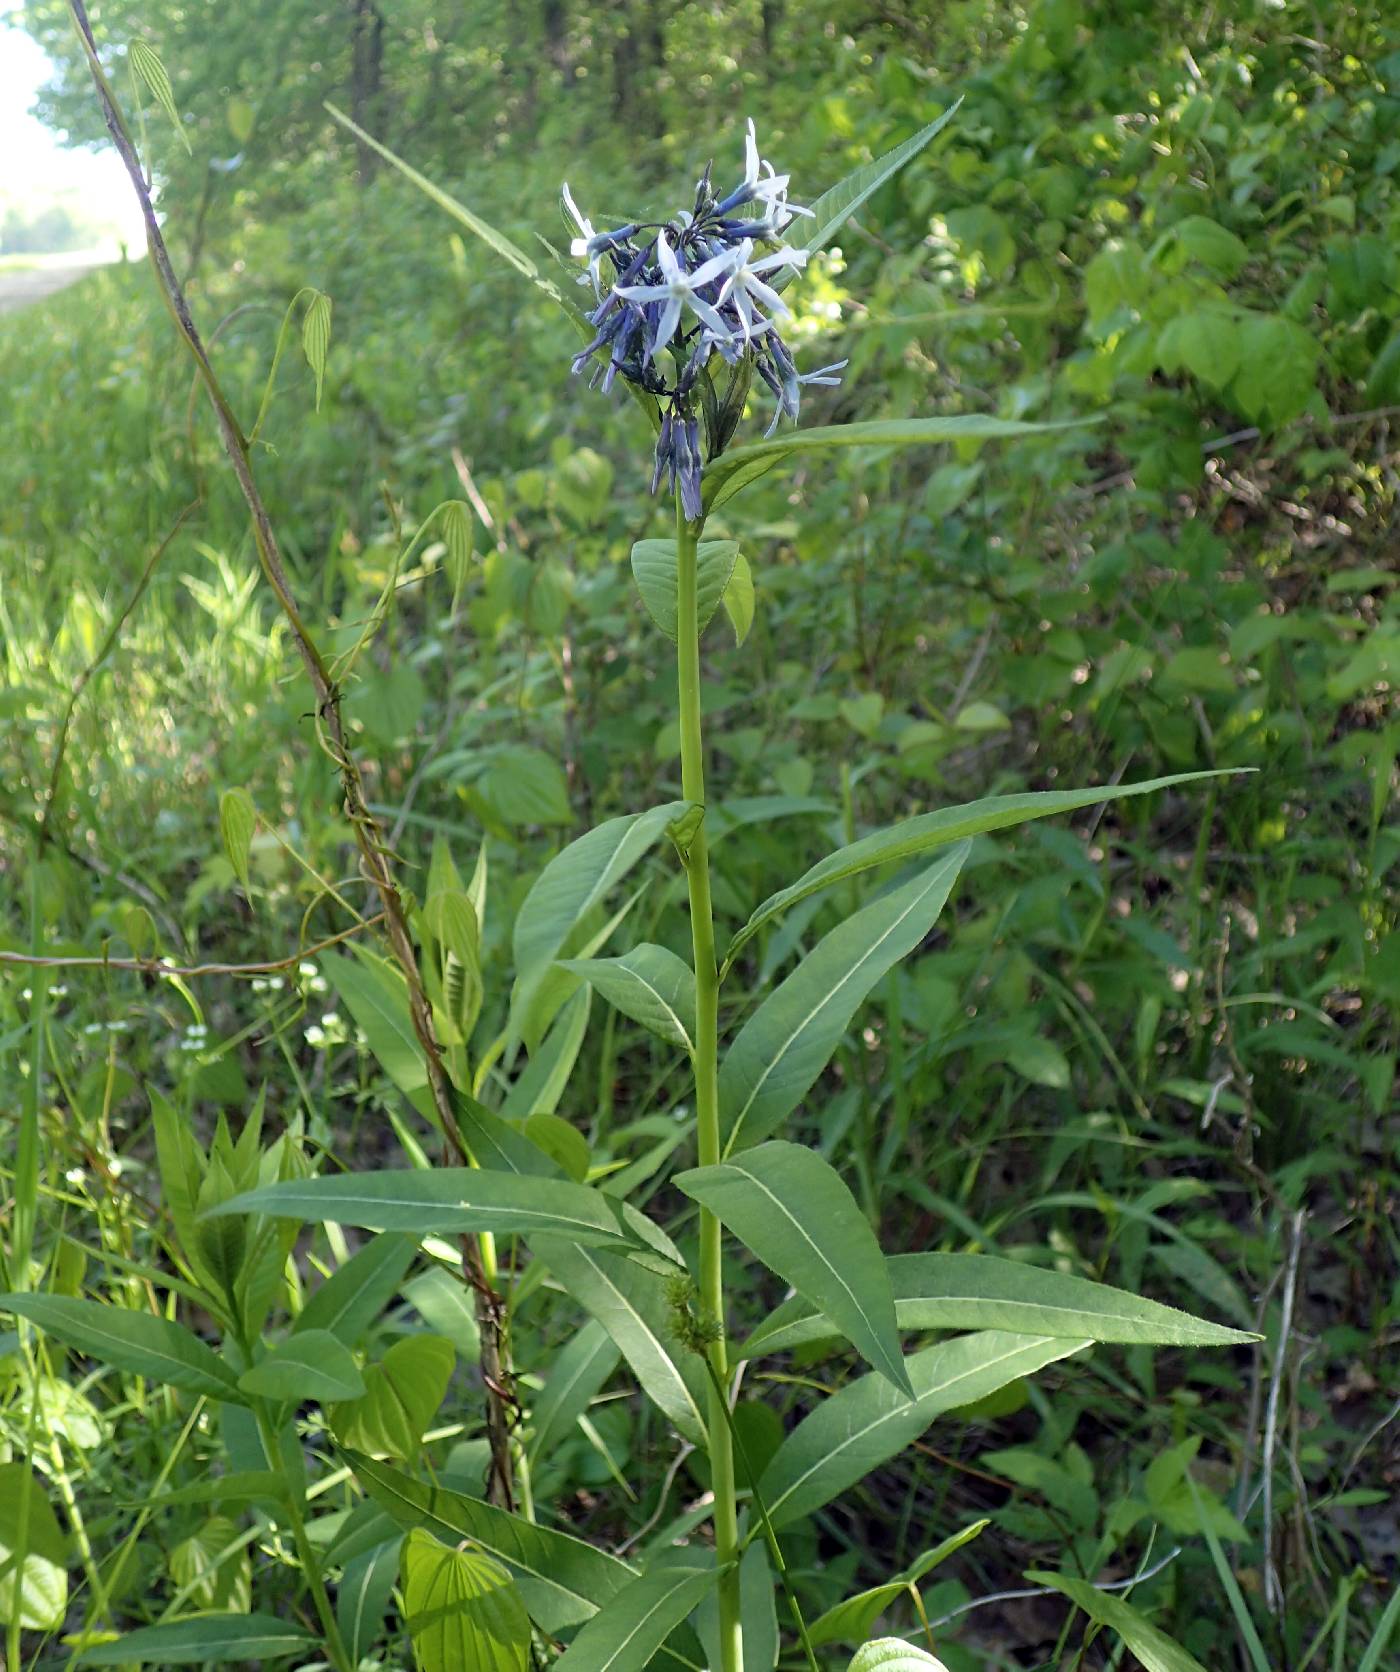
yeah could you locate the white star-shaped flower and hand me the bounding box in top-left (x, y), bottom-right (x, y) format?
top-left (719, 237), bottom-right (809, 340)
top-left (562, 182), bottom-right (605, 293)
top-left (614, 231), bottom-right (739, 362)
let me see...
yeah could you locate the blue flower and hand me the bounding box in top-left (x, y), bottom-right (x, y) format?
top-left (614, 231), bottom-right (739, 363)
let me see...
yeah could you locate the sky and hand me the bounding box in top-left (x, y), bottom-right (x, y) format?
top-left (1, 11), bottom-right (145, 247)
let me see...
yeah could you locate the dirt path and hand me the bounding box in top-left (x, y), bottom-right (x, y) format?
top-left (0, 257), bottom-right (110, 315)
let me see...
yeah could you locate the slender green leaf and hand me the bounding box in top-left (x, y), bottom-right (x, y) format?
top-left (338, 1536), bottom-right (403, 1667)
top-left (1, 1293), bottom-right (244, 1403)
top-left (740, 1251), bottom-right (1256, 1359)
top-left (528, 1319), bottom-right (621, 1465)
top-left (533, 1239), bottom-right (708, 1445)
top-left (630, 539), bottom-right (740, 642)
top-left (704, 415), bottom-right (1081, 512)
top-left (321, 947), bottom-right (428, 1105)
top-left (803, 106), bottom-right (961, 261)
top-left (405, 1268), bottom-right (481, 1361)
top-left (726, 773), bottom-right (1230, 968)
top-left (511, 802), bottom-right (691, 1038)
top-left (210, 1168), bottom-right (635, 1249)
top-left (720, 846), bottom-right (968, 1153)
top-left (238, 1328), bottom-right (365, 1402)
top-left (218, 788), bottom-right (255, 896)
top-left (721, 552), bottom-right (755, 646)
top-left (1358, 1584), bottom-right (1400, 1672)
top-left (554, 1565), bottom-right (715, 1672)
top-left (331, 1334), bottom-right (454, 1460)
top-left (346, 1451), bottom-right (635, 1633)
top-left (1026, 1572), bottom-right (1209, 1672)
top-left (402, 1527), bottom-right (531, 1672)
top-left (503, 988), bottom-right (592, 1118)
top-left (76, 1614), bottom-right (316, 1663)
top-left (451, 1091), bottom-right (557, 1177)
top-left (809, 1522), bottom-right (988, 1646)
top-left (560, 945), bottom-right (697, 1053)
top-left (293, 1232), bottom-right (418, 1345)
top-left (677, 1141), bottom-right (909, 1394)
top-left (128, 40), bottom-right (190, 153)
top-left (759, 1332), bottom-right (1088, 1526)
top-left (139, 1472), bottom-right (288, 1510)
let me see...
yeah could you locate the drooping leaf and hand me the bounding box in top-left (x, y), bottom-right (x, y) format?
top-left (740, 1251), bottom-right (1256, 1358)
top-left (451, 1091), bottom-right (558, 1177)
top-left (0, 1463), bottom-right (69, 1629)
top-left (238, 1328), bottom-right (366, 1403)
top-left (725, 772), bottom-right (1231, 968)
top-left (559, 944), bottom-right (697, 1053)
top-left (846, 1640), bottom-right (951, 1672)
top-left (629, 539), bottom-right (741, 642)
top-left (809, 1522), bottom-right (988, 1647)
top-left (676, 1141), bottom-right (910, 1394)
top-left (346, 1452), bottom-right (635, 1633)
top-left (510, 803), bottom-right (691, 1039)
top-left (720, 552), bottom-right (755, 646)
top-left (330, 1334), bottom-right (455, 1460)
top-left (210, 1168), bottom-right (636, 1249)
top-left (76, 1614), bottom-right (316, 1664)
top-left (533, 1240), bottom-right (708, 1446)
top-left (293, 1233), bottom-right (418, 1346)
top-left (720, 846), bottom-right (968, 1153)
top-left (703, 415), bottom-right (1082, 512)
top-left (553, 1564), bottom-right (716, 1672)
top-left (401, 1527), bottom-right (531, 1672)
top-left (128, 39), bottom-right (191, 153)
top-left (758, 1332), bottom-right (1089, 1526)
top-left (1026, 1572), bottom-right (1210, 1672)
top-left (301, 290), bottom-right (332, 409)
top-left (0, 1293), bottom-right (244, 1403)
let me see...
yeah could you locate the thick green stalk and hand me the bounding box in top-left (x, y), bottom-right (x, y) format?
top-left (675, 495), bottom-right (743, 1672)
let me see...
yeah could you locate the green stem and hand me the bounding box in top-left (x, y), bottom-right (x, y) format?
top-left (675, 494), bottom-right (743, 1672)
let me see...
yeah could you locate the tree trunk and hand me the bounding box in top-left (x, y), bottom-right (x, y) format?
top-left (351, 0), bottom-right (386, 184)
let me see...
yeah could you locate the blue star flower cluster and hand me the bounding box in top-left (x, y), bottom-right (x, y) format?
top-left (565, 121), bottom-right (846, 518)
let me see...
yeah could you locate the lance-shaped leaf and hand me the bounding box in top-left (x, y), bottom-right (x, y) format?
top-left (528, 1319), bottom-right (621, 1465)
top-left (724, 772), bottom-right (1232, 969)
top-left (676, 1142), bottom-right (910, 1395)
top-left (630, 539), bottom-right (741, 642)
top-left (720, 845), bottom-right (968, 1154)
top-left (511, 802), bottom-right (692, 1037)
top-left (1, 1293), bottom-right (244, 1403)
top-left (402, 1528), bottom-right (531, 1672)
top-left (758, 1331), bottom-right (1089, 1527)
top-left (321, 947), bottom-right (429, 1111)
top-left (346, 1451), bottom-right (635, 1632)
top-left (809, 1522), bottom-right (988, 1647)
top-left (451, 1090), bottom-right (558, 1177)
top-left (560, 944), bottom-right (697, 1054)
top-left (293, 1232), bottom-right (418, 1346)
top-left (703, 414), bottom-right (1084, 512)
top-left (208, 1169), bottom-right (635, 1250)
top-left (1025, 1573), bottom-right (1210, 1672)
top-left (75, 1614), bottom-right (316, 1664)
top-left (553, 1565), bottom-right (716, 1672)
top-left (338, 1535), bottom-right (402, 1667)
top-left (534, 1239), bottom-right (708, 1445)
top-left (739, 1250), bottom-right (1257, 1359)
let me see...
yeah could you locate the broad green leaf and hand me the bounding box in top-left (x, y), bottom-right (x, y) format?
top-left (128, 39), bottom-right (191, 153)
top-left (802, 106), bottom-right (961, 263)
top-left (451, 1090), bottom-right (557, 1176)
top-left (211, 1168), bottom-right (636, 1249)
top-left (1, 1293), bottom-right (244, 1403)
top-left (238, 1328), bottom-right (365, 1402)
top-left (847, 1640), bottom-right (950, 1672)
top-left (740, 1251), bottom-right (1255, 1358)
top-left (809, 1522), bottom-right (988, 1646)
top-left (721, 552), bottom-right (755, 646)
top-left (218, 788), bottom-right (255, 896)
top-left (503, 987), bottom-right (592, 1118)
top-left (676, 1141), bottom-right (910, 1395)
top-left (720, 846), bottom-right (968, 1153)
top-left (560, 944), bottom-right (697, 1053)
top-left (294, 1232), bottom-right (418, 1345)
top-left (169, 1515), bottom-right (251, 1613)
top-left (703, 415), bottom-right (1080, 512)
top-left (338, 1535), bottom-right (403, 1667)
top-left (321, 947), bottom-right (429, 1108)
top-left (630, 539), bottom-right (741, 641)
top-left (402, 1527), bottom-right (531, 1672)
top-left (301, 289), bottom-right (332, 409)
top-left (528, 1319), bottom-right (621, 1465)
top-left (323, 104), bottom-right (659, 434)
top-left (0, 1463), bottom-right (68, 1629)
top-left (346, 1451), bottom-right (635, 1632)
top-left (758, 1332), bottom-right (1089, 1527)
top-left (405, 1267), bottom-right (481, 1360)
top-left (726, 772), bottom-right (1230, 968)
top-left (554, 1565), bottom-right (715, 1672)
top-left (1025, 1572), bottom-right (1209, 1672)
top-left (533, 1239), bottom-right (708, 1445)
top-left (76, 1613), bottom-right (316, 1663)
top-left (511, 802), bottom-right (691, 1038)
top-left (331, 1334), bottom-right (455, 1460)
